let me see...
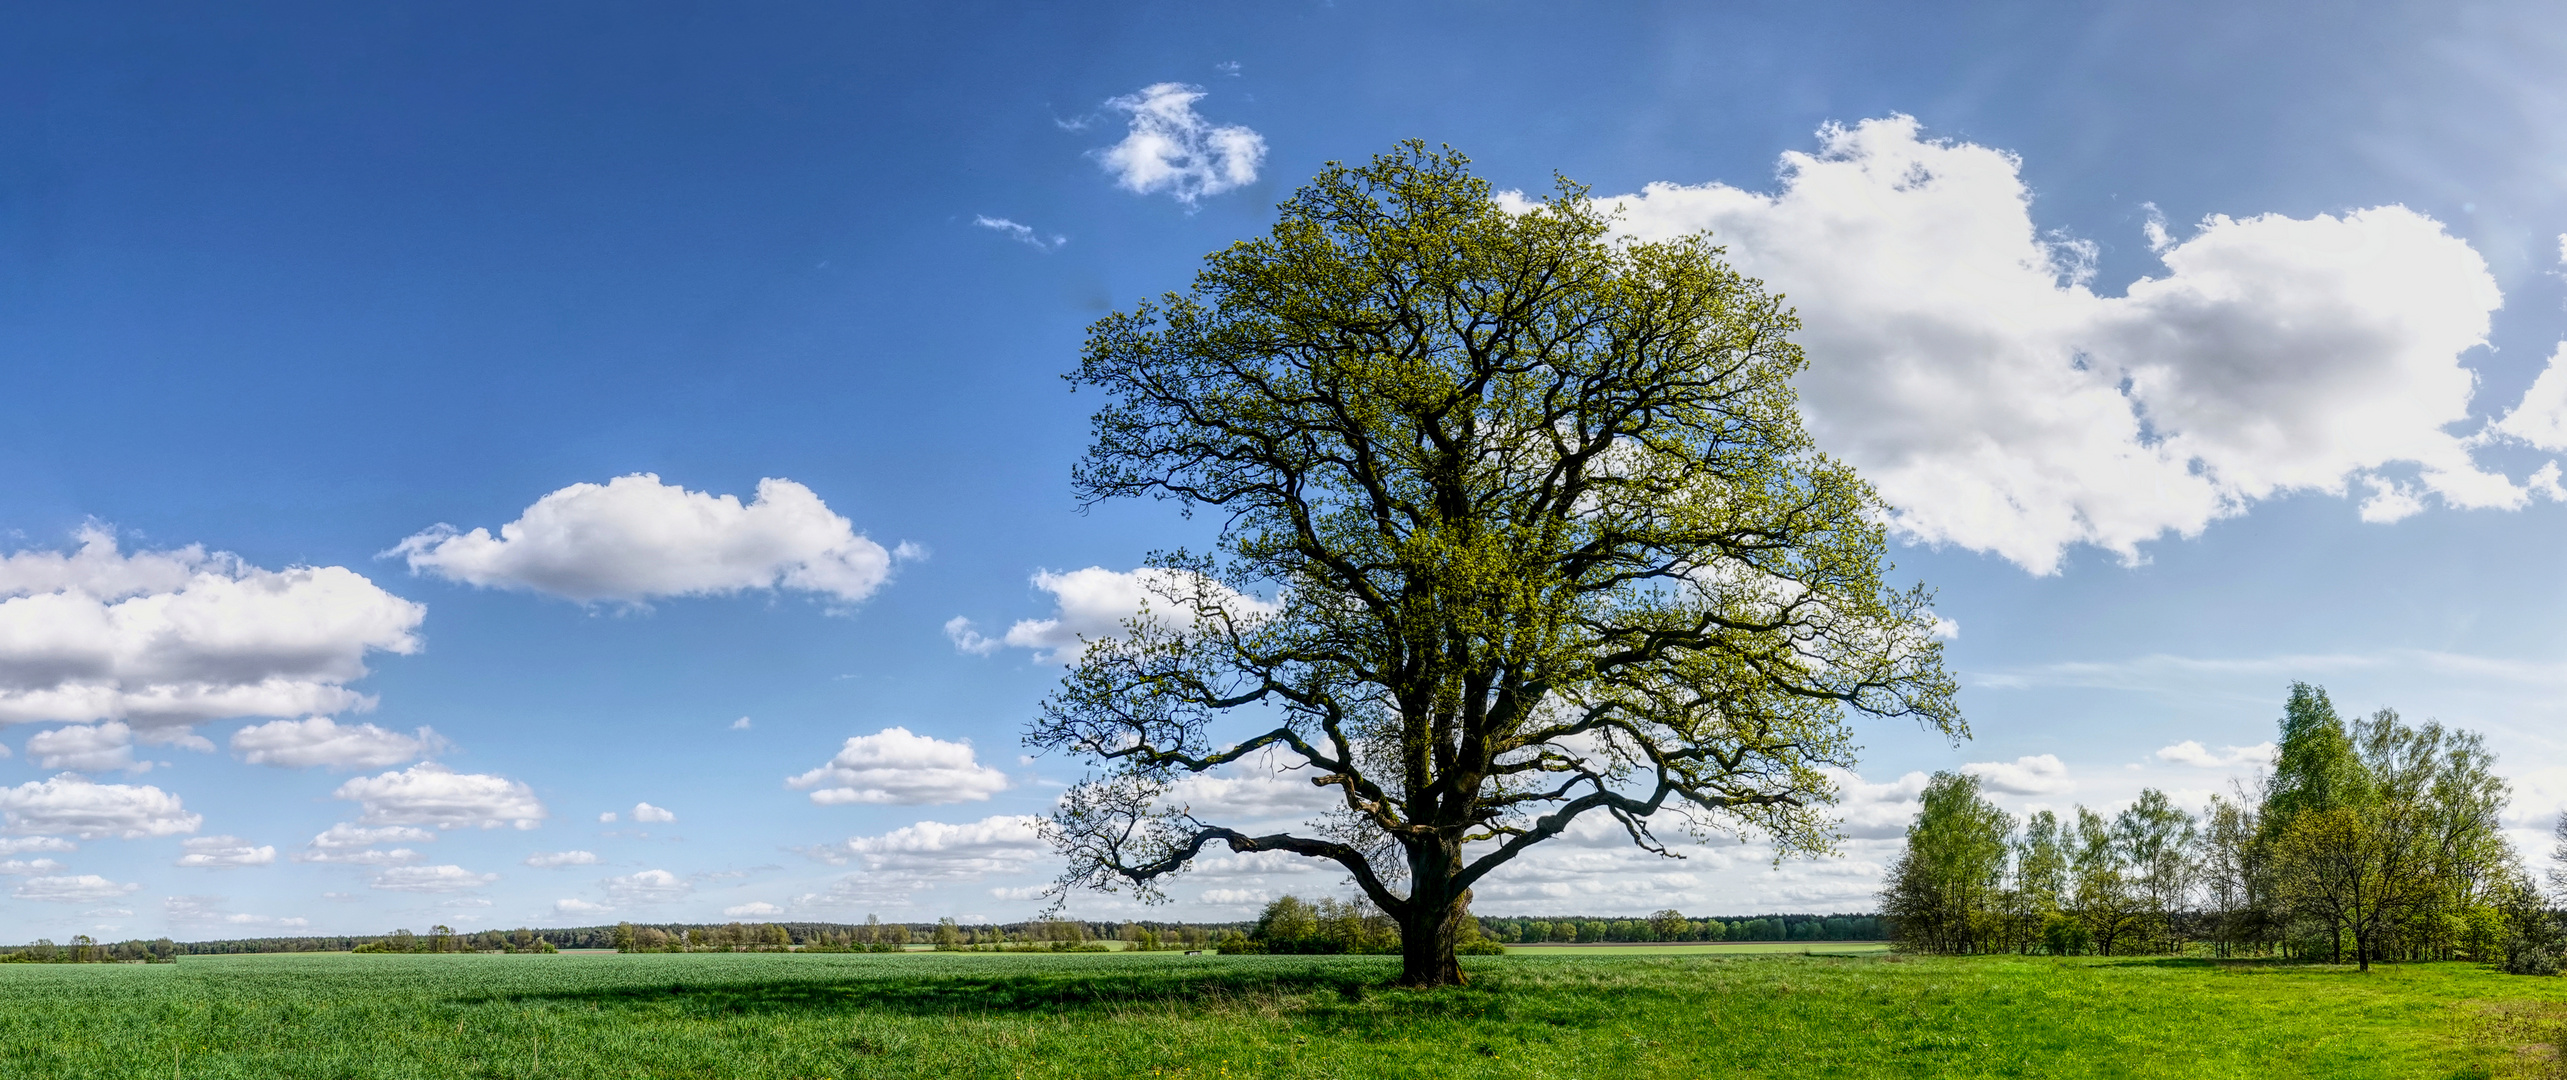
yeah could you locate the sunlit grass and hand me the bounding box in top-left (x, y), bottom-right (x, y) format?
top-left (1, 950), bottom-right (2559, 1078)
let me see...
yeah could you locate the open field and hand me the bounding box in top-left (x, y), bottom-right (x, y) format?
top-left (4, 950), bottom-right (2563, 1079)
top-left (1503, 941), bottom-right (1893, 957)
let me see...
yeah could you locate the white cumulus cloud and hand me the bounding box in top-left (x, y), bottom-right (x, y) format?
top-left (176, 835), bottom-right (276, 868)
top-left (554, 897), bottom-right (613, 915)
top-left (0, 836), bottom-right (75, 855)
top-left (0, 526), bottom-right (424, 728)
top-left (0, 857), bottom-right (66, 875)
top-left (1962, 754), bottom-right (2075, 796)
top-left (26, 722), bottom-right (148, 773)
top-left (162, 895), bottom-right (305, 928)
top-left (12, 873), bottom-right (141, 902)
top-left (0, 774), bottom-right (201, 838)
top-left (230, 716), bottom-right (444, 770)
top-left (332, 763), bottom-right (546, 830)
top-left (948, 567), bottom-right (1275, 664)
top-left (1830, 769), bottom-right (1933, 840)
top-left (306, 823), bottom-right (434, 849)
top-left (787, 727), bottom-right (1009, 806)
top-left (393, 474), bottom-right (900, 606)
top-left (2154, 740), bottom-right (2278, 768)
top-left (294, 846), bottom-right (422, 867)
top-left (525, 850), bottom-right (599, 868)
top-left (603, 868), bottom-right (692, 903)
top-left (1094, 83), bottom-right (1264, 205)
top-left (629, 802), bottom-right (676, 824)
top-left (2489, 342), bottom-right (2567, 454)
top-left (370, 864), bottom-right (498, 892)
top-left (802, 814), bottom-right (1050, 896)
top-left (725, 901), bottom-right (785, 917)
top-left (1598, 116), bottom-right (2522, 573)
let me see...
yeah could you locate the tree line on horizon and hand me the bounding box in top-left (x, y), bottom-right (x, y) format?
top-left (1882, 683), bottom-right (2561, 972)
top-left (10, 905), bottom-right (1900, 961)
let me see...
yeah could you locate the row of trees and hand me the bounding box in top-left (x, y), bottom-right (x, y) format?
top-left (15, 908), bottom-right (1880, 963)
top-left (611, 922), bottom-right (789, 952)
top-left (605, 917), bottom-right (1220, 953)
top-left (1221, 895), bottom-right (1502, 955)
top-left (355, 925), bottom-right (557, 953)
top-left (1883, 684), bottom-right (2549, 971)
top-left (1, 935), bottom-right (179, 963)
top-left (1478, 913), bottom-right (1882, 943)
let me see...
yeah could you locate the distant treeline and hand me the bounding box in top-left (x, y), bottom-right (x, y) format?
top-left (7, 919), bottom-right (1259, 958)
top-left (1476, 913), bottom-right (1883, 943)
top-left (9, 912), bottom-right (1882, 961)
top-left (1, 935), bottom-right (179, 964)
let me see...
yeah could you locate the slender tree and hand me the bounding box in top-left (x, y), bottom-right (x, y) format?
top-left (2115, 789), bottom-right (2200, 953)
top-left (1031, 142), bottom-right (1961, 986)
top-left (2069, 808), bottom-right (2148, 956)
top-left (1879, 772), bottom-right (2014, 954)
top-left (2197, 789), bottom-right (2270, 957)
top-left (2009, 810), bottom-right (2070, 951)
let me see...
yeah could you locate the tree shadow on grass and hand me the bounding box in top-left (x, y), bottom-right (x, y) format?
top-left (461, 965), bottom-right (1414, 1018)
top-left (458, 961), bottom-right (1616, 1032)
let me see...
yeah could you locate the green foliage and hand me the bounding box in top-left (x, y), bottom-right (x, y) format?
top-left (1, 951), bottom-right (2561, 1077)
top-left (1037, 140), bottom-right (1960, 985)
top-left (0, 936), bottom-right (177, 964)
top-left (1880, 772), bottom-right (2014, 954)
top-left (2265, 683), bottom-right (2364, 833)
top-left (2261, 704), bottom-right (2519, 970)
top-left (2040, 914), bottom-right (2092, 956)
top-left (1251, 895), bottom-right (1410, 954)
top-left (1880, 684), bottom-right (2535, 969)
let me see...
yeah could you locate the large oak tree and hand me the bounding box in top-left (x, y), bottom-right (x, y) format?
top-left (1030, 142), bottom-right (1962, 987)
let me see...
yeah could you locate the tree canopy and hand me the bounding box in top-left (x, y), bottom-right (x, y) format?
top-left (1030, 141), bottom-right (1960, 986)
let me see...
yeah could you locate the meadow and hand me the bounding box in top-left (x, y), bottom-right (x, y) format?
top-left (4, 949), bottom-right (2563, 1079)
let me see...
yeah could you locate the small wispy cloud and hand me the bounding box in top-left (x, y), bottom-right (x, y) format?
top-left (973, 216), bottom-right (1065, 252)
top-left (2154, 741), bottom-right (2276, 768)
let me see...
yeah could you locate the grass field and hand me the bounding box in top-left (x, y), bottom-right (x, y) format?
top-left (4, 949), bottom-right (2563, 1079)
top-left (1504, 941), bottom-right (1894, 957)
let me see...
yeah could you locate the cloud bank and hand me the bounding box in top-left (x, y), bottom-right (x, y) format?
top-left (0, 527), bottom-right (423, 727)
top-left (1594, 116), bottom-right (2537, 573)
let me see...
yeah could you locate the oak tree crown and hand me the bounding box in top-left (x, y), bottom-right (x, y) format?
top-left (1030, 141), bottom-right (1961, 986)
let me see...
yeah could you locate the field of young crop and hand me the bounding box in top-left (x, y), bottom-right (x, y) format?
top-left (4, 949), bottom-right (2563, 1079)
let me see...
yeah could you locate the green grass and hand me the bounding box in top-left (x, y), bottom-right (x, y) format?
top-left (2, 950), bottom-right (2561, 1078)
top-left (1505, 941), bottom-right (1893, 956)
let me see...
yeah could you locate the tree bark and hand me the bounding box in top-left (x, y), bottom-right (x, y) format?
top-left (1398, 893), bottom-right (1467, 987)
top-left (1397, 844), bottom-right (1469, 988)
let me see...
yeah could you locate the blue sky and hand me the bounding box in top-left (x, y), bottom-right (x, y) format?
top-left (8, 0), bottom-right (2567, 939)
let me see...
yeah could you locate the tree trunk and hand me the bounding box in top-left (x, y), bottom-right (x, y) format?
top-left (1397, 845), bottom-right (1468, 988)
top-left (1398, 900), bottom-right (1465, 987)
